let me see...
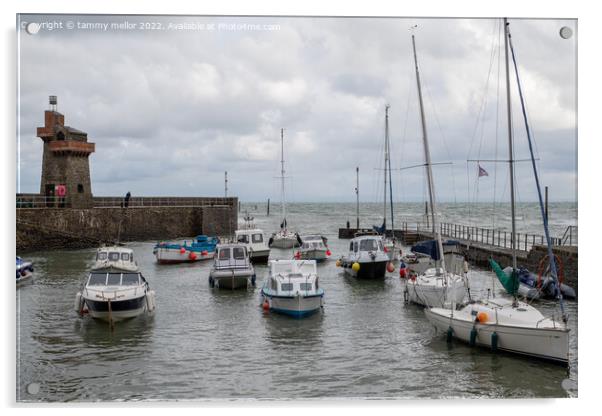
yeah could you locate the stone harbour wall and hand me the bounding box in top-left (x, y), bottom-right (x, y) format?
top-left (16, 203), bottom-right (237, 252)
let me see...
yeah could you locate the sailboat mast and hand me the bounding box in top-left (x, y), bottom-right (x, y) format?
top-left (387, 107), bottom-right (394, 234)
top-left (356, 166), bottom-right (360, 229)
top-left (411, 34), bottom-right (446, 275)
top-left (503, 18), bottom-right (517, 271)
top-left (280, 128), bottom-right (286, 229)
top-left (384, 105), bottom-right (389, 230)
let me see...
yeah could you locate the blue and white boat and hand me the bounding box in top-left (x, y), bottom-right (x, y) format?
top-left (261, 259), bottom-right (324, 318)
top-left (16, 257), bottom-right (34, 285)
top-left (153, 235), bottom-right (219, 264)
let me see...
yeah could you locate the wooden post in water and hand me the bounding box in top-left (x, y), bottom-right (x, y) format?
top-left (267, 198), bottom-right (270, 216)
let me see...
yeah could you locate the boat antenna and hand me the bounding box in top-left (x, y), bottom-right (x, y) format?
top-left (411, 33), bottom-right (447, 277)
top-left (280, 128), bottom-right (286, 232)
top-left (503, 17), bottom-right (519, 306)
top-left (355, 166), bottom-right (360, 229)
top-left (506, 20), bottom-right (567, 322)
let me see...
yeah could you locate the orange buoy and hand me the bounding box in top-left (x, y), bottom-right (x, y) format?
top-left (386, 262), bottom-right (395, 273)
top-left (262, 300), bottom-right (270, 311)
top-left (202, 250), bottom-right (208, 256)
top-left (384, 246), bottom-right (389, 253)
top-left (399, 268), bottom-right (407, 278)
top-left (477, 311), bottom-right (488, 323)
top-left (326, 250), bottom-right (332, 256)
top-left (189, 252), bottom-right (197, 261)
top-left (180, 247), bottom-right (186, 254)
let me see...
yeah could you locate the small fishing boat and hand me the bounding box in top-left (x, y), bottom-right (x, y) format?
top-left (296, 234), bottom-right (330, 262)
top-left (209, 243), bottom-right (256, 289)
top-left (338, 234), bottom-right (390, 279)
top-left (261, 259), bottom-right (324, 317)
top-left (153, 235), bottom-right (218, 264)
top-left (498, 265), bottom-right (576, 300)
top-left (16, 257), bottom-right (34, 285)
top-left (235, 214), bottom-right (270, 263)
top-left (75, 246), bottom-right (156, 322)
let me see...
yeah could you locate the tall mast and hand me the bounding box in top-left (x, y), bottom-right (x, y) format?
top-left (503, 18), bottom-right (517, 272)
top-left (384, 105), bottom-right (389, 230)
top-left (387, 106), bottom-right (394, 234)
top-left (411, 34), bottom-right (446, 275)
top-left (280, 128), bottom-right (286, 229)
top-left (356, 166), bottom-right (360, 229)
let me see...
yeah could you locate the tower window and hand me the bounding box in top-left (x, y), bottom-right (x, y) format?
top-left (77, 184), bottom-right (84, 193)
top-left (57, 131), bottom-right (65, 140)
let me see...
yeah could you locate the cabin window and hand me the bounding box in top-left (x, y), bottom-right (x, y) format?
top-left (252, 234), bottom-right (263, 243)
top-left (300, 283), bottom-right (312, 291)
top-left (88, 273), bottom-right (107, 285)
top-left (360, 239), bottom-right (377, 251)
top-left (237, 234), bottom-right (249, 244)
top-left (281, 283), bottom-right (293, 291)
top-left (109, 252), bottom-right (120, 261)
top-left (219, 248), bottom-right (231, 260)
top-left (353, 242), bottom-right (358, 252)
top-left (349, 242), bottom-right (353, 251)
top-left (315, 278), bottom-right (319, 289)
top-left (378, 240), bottom-right (384, 251)
top-left (121, 253), bottom-right (130, 261)
top-left (107, 273), bottom-right (121, 286)
top-left (122, 273), bottom-right (140, 286)
top-left (233, 247), bottom-right (246, 259)
top-left (97, 252), bottom-right (107, 261)
top-left (271, 278), bottom-right (278, 290)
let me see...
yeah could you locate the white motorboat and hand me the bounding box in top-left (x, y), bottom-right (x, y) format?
top-left (209, 243), bottom-right (256, 289)
top-left (153, 235), bottom-right (218, 264)
top-left (338, 234), bottom-right (390, 279)
top-left (400, 33), bottom-right (467, 307)
top-left (16, 257), bottom-right (34, 286)
top-left (425, 297), bottom-right (569, 365)
top-left (235, 214), bottom-right (270, 263)
top-left (423, 20), bottom-right (569, 365)
top-left (261, 259), bottom-right (324, 318)
top-left (270, 128), bottom-right (299, 249)
top-left (75, 246), bottom-right (156, 322)
top-left (297, 234), bottom-right (330, 262)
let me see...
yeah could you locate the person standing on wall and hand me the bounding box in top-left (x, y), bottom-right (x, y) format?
top-left (124, 191), bottom-right (131, 208)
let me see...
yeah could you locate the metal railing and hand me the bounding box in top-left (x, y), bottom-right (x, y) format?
top-left (92, 196), bottom-right (236, 208)
top-left (399, 221), bottom-right (564, 252)
top-left (16, 194), bottom-right (71, 208)
top-left (560, 225), bottom-right (578, 246)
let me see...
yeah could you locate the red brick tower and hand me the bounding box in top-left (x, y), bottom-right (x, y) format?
top-left (36, 96), bottom-right (95, 208)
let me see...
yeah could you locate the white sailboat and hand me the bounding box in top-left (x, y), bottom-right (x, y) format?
top-left (404, 32), bottom-right (467, 308)
top-left (424, 19), bottom-right (570, 365)
top-left (375, 105), bottom-right (401, 261)
top-left (269, 128), bottom-right (300, 249)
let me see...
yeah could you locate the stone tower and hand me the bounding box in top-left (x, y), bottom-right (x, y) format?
top-left (36, 96), bottom-right (95, 208)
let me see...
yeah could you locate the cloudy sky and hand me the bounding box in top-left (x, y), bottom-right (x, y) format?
top-left (16, 15), bottom-right (577, 203)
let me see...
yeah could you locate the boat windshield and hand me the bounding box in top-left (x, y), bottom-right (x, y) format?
top-left (122, 273), bottom-right (140, 286)
top-left (108, 252), bottom-right (120, 261)
top-left (360, 239), bottom-right (378, 251)
top-left (233, 247), bottom-right (246, 259)
top-left (107, 273), bottom-right (121, 285)
top-left (97, 252), bottom-right (107, 261)
top-left (281, 283), bottom-right (293, 291)
top-left (120, 252), bottom-right (130, 261)
top-left (300, 283), bottom-right (313, 291)
top-left (88, 272), bottom-right (107, 285)
top-left (237, 234), bottom-right (249, 244)
top-left (219, 248), bottom-right (231, 260)
top-left (252, 233), bottom-right (263, 243)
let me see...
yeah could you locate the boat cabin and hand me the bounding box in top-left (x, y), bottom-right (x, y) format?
top-left (93, 246), bottom-right (138, 272)
top-left (235, 229), bottom-right (265, 245)
top-left (86, 271), bottom-right (145, 288)
top-left (268, 260), bottom-right (319, 294)
top-left (301, 235), bottom-right (327, 250)
top-left (214, 244), bottom-right (251, 269)
top-left (349, 236), bottom-right (385, 253)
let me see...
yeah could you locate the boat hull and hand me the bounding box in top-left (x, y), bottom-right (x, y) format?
top-left (270, 236), bottom-right (299, 249)
top-left (299, 249), bottom-right (328, 262)
top-left (261, 291), bottom-right (323, 318)
top-left (210, 269), bottom-right (255, 289)
top-left (154, 247), bottom-right (214, 263)
top-left (16, 270), bottom-right (34, 286)
top-left (83, 294), bottom-right (149, 322)
top-left (249, 250), bottom-right (270, 264)
top-left (424, 307), bottom-right (569, 366)
top-left (342, 260), bottom-right (388, 279)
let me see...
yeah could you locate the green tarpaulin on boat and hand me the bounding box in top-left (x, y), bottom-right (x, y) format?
top-left (489, 258), bottom-right (519, 295)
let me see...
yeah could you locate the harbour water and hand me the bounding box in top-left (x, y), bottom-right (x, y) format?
top-left (16, 202), bottom-right (577, 401)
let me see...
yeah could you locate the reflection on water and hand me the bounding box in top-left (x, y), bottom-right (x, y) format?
top-left (16, 204), bottom-right (577, 401)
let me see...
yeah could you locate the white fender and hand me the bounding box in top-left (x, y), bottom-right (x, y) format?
top-left (74, 292), bottom-right (83, 312)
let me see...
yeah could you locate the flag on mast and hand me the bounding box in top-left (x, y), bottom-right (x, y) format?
top-left (478, 164), bottom-right (489, 178)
